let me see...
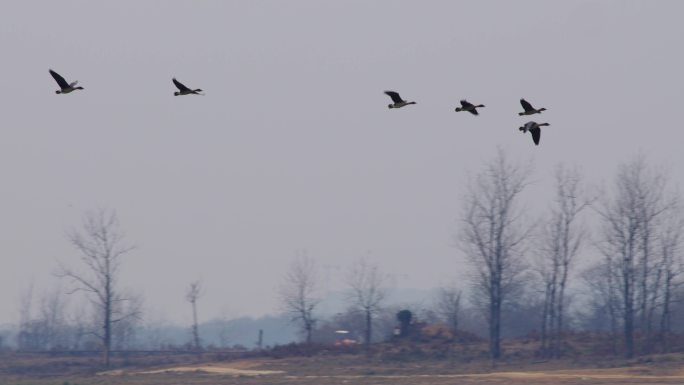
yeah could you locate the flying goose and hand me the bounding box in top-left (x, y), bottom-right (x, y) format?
top-left (519, 121), bottom-right (550, 146)
top-left (518, 98), bottom-right (546, 116)
top-left (455, 99), bottom-right (485, 115)
top-left (384, 91), bottom-right (416, 109)
top-left (173, 78), bottom-right (204, 96)
top-left (49, 69), bottom-right (84, 94)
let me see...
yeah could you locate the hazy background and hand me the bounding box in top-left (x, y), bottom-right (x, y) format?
top-left (1, 0), bottom-right (683, 327)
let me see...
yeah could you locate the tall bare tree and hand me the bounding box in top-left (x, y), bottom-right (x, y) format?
top-left (57, 208), bottom-right (136, 366)
top-left (279, 252), bottom-right (320, 344)
top-left (536, 165), bottom-right (590, 357)
top-left (459, 149), bottom-right (532, 362)
top-left (595, 157), bottom-right (675, 357)
top-left (186, 280), bottom-right (202, 350)
top-left (657, 201), bottom-right (684, 352)
top-left (536, 253), bottom-right (555, 355)
top-left (346, 258), bottom-right (386, 352)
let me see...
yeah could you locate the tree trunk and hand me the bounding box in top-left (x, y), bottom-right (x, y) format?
top-left (305, 322), bottom-right (312, 345)
top-left (365, 309), bottom-right (372, 355)
top-left (624, 274), bottom-right (634, 358)
top-left (660, 269), bottom-right (672, 353)
top-left (555, 259), bottom-right (569, 358)
top-left (104, 264), bottom-right (112, 367)
top-left (607, 259), bottom-right (619, 356)
top-left (191, 300), bottom-right (200, 351)
top-left (555, 280), bottom-right (565, 358)
top-left (548, 271), bottom-right (557, 358)
top-left (490, 272), bottom-right (502, 361)
top-left (639, 229), bottom-right (649, 335)
top-left (540, 285), bottom-right (549, 354)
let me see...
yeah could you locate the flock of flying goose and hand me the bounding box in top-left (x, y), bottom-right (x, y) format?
top-left (49, 69), bottom-right (203, 97)
top-left (48, 69), bottom-right (548, 146)
top-left (384, 90), bottom-right (551, 146)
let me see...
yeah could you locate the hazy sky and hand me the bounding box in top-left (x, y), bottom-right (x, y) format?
top-left (1, 1), bottom-right (683, 326)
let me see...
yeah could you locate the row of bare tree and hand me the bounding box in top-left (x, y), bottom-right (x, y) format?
top-left (461, 153), bottom-right (592, 361)
top-left (460, 151), bottom-right (684, 361)
top-left (279, 254), bottom-right (387, 353)
top-left (591, 157), bottom-right (683, 357)
top-left (280, 150), bottom-right (684, 363)
top-left (15, 282), bottom-right (141, 353)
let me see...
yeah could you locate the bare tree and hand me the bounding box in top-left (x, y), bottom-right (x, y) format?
top-left (279, 252), bottom-right (319, 344)
top-left (57, 208), bottom-right (136, 366)
top-left (110, 291), bottom-right (143, 350)
top-left (16, 284), bottom-right (77, 351)
top-left (595, 157), bottom-right (675, 357)
top-left (186, 280), bottom-right (202, 350)
top-left (535, 252), bottom-right (554, 355)
top-left (38, 288), bottom-right (69, 350)
top-left (536, 165), bottom-right (590, 357)
top-left (435, 283), bottom-right (463, 365)
top-left (582, 262), bottom-right (620, 354)
top-left (436, 283), bottom-right (462, 335)
top-left (459, 149), bottom-right (532, 362)
top-left (658, 202), bottom-right (684, 352)
top-left (16, 283), bottom-right (34, 350)
top-left (346, 258), bottom-right (386, 352)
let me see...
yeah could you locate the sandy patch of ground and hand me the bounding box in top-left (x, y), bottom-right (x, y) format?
top-left (284, 366), bottom-right (684, 381)
top-left (462, 370), bottom-right (684, 380)
top-left (97, 360), bottom-right (284, 377)
top-left (139, 365), bottom-right (284, 376)
top-left (97, 369), bottom-right (125, 376)
top-left (96, 358), bottom-right (684, 384)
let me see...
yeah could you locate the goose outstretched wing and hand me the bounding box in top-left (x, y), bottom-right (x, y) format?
top-left (520, 98), bottom-right (534, 112)
top-left (460, 100), bottom-right (479, 115)
top-left (529, 126), bottom-right (541, 145)
top-left (173, 78), bottom-right (191, 92)
top-left (384, 91), bottom-right (403, 104)
top-left (49, 69), bottom-right (70, 89)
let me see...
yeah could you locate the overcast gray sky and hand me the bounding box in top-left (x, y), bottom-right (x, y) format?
top-left (1, 0), bottom-right (683, 326)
